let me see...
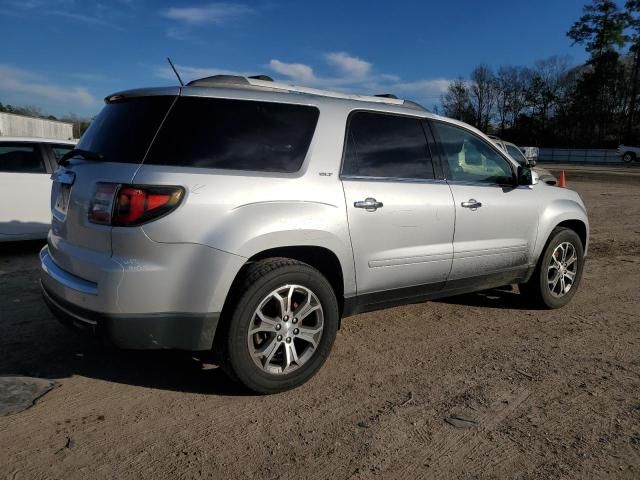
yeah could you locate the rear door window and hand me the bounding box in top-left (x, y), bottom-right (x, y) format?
top-left (0, 143), bottom-right (46, 173)
top-left (146, 97), bottom-right (319, 173)
top-left (342, 111), bottom-right (434, 180)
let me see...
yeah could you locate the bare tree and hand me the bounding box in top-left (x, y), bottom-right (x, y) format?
top-left (469, 64), bottom-right (497, 131)
top-left (441, 77), bottom-right (473, 123)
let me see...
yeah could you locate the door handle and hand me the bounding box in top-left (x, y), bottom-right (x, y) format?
top-left (461, 199), bottom-right (482, 210)
top-left (354, 197), bottom-right (383, 211)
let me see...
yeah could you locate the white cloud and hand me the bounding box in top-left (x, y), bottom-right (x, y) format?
top-left (268, 60), bottom-right (316, 83)
top-left (162, 3), bottom-right (255, 25)
top-left (325, 52), bottom-right (371, 78)
top-left (391, 79), bottom-right (451, 100)
top-left (1, 0), bottom-right (122, 29)
top-left (45, 10), bottom-right (121, 29)
top-left (0, 64), bottom-right (100, 110)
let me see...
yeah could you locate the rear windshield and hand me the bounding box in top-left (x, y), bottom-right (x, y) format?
top-left (145, 97), bottom-right (319, 173)
top-left (77, 96), bottom-right (174, 164)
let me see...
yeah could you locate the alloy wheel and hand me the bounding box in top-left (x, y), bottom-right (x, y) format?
top-left (247, 284), bottom-right (324, 375)
top-left (547, 242), bottom-right (578, 298)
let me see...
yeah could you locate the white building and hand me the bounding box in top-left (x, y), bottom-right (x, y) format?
top-left (0, 112), bottom-right (74, 140)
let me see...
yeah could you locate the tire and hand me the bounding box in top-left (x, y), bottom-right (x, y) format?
top-left (520, 227), bottom-right (584, 309)
top-left (622, 152), bottom-right (634, 163)
top-left (222, 258), bottom-right (339, 394)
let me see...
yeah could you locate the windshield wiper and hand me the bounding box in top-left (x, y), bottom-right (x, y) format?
top-left (59, 148), bottom-right (104, 166)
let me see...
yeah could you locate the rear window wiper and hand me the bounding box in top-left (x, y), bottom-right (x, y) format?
top-left (59, 148), bottom-right (104, 166)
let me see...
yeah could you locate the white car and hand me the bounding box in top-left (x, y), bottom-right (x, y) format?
top-left (0, 137), bottom-right (76, 241)
top-left (618, 144), bottom-right (640, 163)
top-left (488, 136), bottom-right (556, 185)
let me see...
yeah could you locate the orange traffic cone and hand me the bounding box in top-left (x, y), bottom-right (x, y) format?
top-left (557, 170), bottom-right (567, 188)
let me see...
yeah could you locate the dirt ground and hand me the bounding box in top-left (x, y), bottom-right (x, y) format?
top-left (1, 166), bottom-right (639, 479)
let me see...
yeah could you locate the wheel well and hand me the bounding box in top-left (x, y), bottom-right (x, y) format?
top-left (556, 220), bottom-right (587, 249)
top-left (246, 246), bottom-right (345, 313)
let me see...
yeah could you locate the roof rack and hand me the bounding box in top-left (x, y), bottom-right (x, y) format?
top-left (374, 93), bottom-right (399, 99)
top-left (185, 74), bottom-right (427, 111)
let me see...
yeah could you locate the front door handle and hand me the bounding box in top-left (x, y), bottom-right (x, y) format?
top-left (461, 199), bottom-right (482, 210)
top-left (354, 197), bottom-right (383, 211)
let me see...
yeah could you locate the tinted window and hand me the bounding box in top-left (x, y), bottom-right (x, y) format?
top-left (51, 144), bottom-right (74, 164)
top-left (431, 122), bottom-right (513, 184)
top-left (0, 143), bottom-right (45, 173)
top-left (342, 112), bottom-right (434, 179)
top-left (77, 96), bottom-right (174, 163)
top-left (506, 144), bottom-right (528, 167)
top-left (146, 97), bottom-right (319, 173)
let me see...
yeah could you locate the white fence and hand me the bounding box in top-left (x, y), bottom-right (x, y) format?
top-left (0, 112), bottom-right (73, 140)
top-left (538, 148), bottom-right (621, 164)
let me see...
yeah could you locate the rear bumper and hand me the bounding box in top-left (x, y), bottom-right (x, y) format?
top-left (42, 281), bottom-right (219, 350)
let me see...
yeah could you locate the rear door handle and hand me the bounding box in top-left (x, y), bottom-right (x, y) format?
top-left (354, 197), bottom-right (383, 211)
top-left (461, 199), bottom-right (482, 210)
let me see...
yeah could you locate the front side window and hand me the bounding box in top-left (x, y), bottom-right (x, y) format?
top-left (342, 111), bottom-right (434, 180)
top-left (146, 97), bottom-right (319, 173)
top-left (431, 122), bottom-right (513, 184)
top-left (0, 143), bottom-right (45, 173)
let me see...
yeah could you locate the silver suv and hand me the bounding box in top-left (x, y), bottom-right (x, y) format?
top-left (40, 75), bottom-right (589, 393)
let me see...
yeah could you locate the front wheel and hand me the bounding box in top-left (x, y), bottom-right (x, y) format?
top-left (223, 258), bottom-right (339, 393)
top-left (520, 227), bottom-right (584, 309)
top-left (622, 152), bottom-right (634, 163)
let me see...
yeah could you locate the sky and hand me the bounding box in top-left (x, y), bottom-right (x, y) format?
top-left (0, 0), bottom-right (592, 117)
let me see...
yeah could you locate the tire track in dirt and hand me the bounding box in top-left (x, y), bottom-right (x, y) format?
top-left (386, 387), bottom-right (531, 480)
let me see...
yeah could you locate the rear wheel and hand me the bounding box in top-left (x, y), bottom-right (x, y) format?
top-left (520, 227), bottom-right (584, 309)
top-left (222, 258), bottom-right (339, 393)
top-left (622, 152), bottom-right (635, 163)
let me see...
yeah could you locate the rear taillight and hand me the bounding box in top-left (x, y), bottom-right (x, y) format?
top-left (89, 183), bottom-right (184, 226)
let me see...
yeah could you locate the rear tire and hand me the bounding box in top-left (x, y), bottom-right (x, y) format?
top-left (520, 227), bottom-right (584, 309)
top-left (222, 258), bottom-right (339, 394)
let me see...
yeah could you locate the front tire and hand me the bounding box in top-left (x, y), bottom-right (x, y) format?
top-left (622, 152), bottom-right (634, 163)
top-left (223, 258), bottom-right (339, 394)
top-left (520, 227), bottom-right (584, 309)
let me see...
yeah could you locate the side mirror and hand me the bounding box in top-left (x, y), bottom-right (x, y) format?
top-left (517, 166), bottom-right (534, 186)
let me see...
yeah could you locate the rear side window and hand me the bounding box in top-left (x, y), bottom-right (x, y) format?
top-left (342, 111), bottom-right (434, 179)
top-left (505, 144), bottom-right (528, 167)
top-left (77, 96), bottom-right (174, 163)
top-left (0, 143), bottom-right (45, 173)
top-left (51, 144), bottom-right (74, 164)
top-left (146, 97), bottom-right (319, 173)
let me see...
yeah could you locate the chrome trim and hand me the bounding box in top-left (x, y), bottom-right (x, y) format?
top-left (340, 175), bottom-right (447, 184)
top-left (445, 179), bottom-right (516, 188)
top-left (40, 247), bottom-right (98, 295)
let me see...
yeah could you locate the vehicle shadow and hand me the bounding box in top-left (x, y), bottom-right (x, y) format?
top-left (0, 267), bottom-right (251, 396)
top-left (434, 285), bottom-right (544, 311)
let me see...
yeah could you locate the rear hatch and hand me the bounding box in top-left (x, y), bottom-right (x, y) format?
top-left (49, 89), bottom-right (178, 277)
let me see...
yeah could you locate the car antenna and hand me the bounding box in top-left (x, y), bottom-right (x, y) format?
top-left (167, 57), bottom-right (184, 86)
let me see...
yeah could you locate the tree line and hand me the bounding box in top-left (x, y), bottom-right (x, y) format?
top-left (440, 0), bottom-right (640, 148)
